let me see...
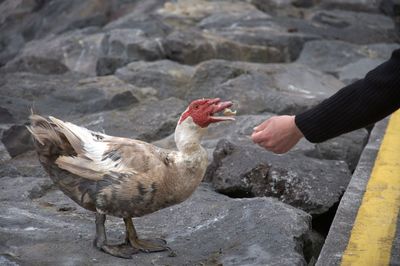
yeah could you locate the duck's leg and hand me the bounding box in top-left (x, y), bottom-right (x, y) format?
top-left (94, 213), bottom-right (139, 259)
top-left (93, 213), bottom-right (108, 249)
top-left (124, 217), bottom-right (169, 253)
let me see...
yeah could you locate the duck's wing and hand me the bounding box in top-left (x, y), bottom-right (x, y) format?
top-left (49, 116), bottom-right (174, 181)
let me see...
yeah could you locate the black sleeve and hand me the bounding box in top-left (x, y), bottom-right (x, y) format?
top-left (295, 49), bottom-right (400, 143)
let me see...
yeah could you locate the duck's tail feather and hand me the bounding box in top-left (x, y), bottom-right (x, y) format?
top-left (27, 114), bottom-right (76, 165)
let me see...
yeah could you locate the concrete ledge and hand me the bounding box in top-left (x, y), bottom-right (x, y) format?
top-left (316, 118), bottom-right (389, 266)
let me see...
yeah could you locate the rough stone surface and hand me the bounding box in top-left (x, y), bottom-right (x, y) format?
top-left (296, 40), bottom-right (400, 82)
top-left (1, 125), bottom-right (33, 157)
top-left (206, 139), bottom-right (351, 215)
top-left (4, 28), bottom-right (105, 76)
top-left (116, 60), bottom-right (195, 99)
top-left (0, 73), bottom-right (146, 124)
top-left (163, 29), bottom-right (284, 65)
top-left (186, 60), bottom-right (344, 115)
top-left (0, 181), bottom-right (311, 266)
top-left (0, 141), bottom-right (11, 163)
top-left (318, 0), bottom-right (381, 12)
top-left (73, 97), bottom-right (186, 142)
top-left (304, 129), bottom-right (370, 172)
top-left (274, 9), bottom-right (399, 44)
top-left (0, 107), bottom-right (14, 124)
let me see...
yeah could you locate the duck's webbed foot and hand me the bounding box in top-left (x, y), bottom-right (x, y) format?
top-left (93, 213), bottom-right (139, 259)
top-left (124, 218), bottom-right (171, 253)
top-left (101, 243), bottom-right (139, 259)
top-left (93, 213), bottom-right (172, 259)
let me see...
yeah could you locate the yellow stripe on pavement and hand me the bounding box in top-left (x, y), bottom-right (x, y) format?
top-left (341, 110), bottom-right (400, 266)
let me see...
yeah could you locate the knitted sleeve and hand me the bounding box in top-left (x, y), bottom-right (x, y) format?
top-left (295, 49), bottom-right (400, 143)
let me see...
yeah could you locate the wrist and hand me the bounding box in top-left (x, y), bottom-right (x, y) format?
top-left (291, 116), bottom-right (304, 139)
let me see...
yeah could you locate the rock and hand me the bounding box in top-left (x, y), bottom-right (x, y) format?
top-left (0, 107), bottom-right (14, 124)
top-left (5, 27), bottom-right (105, 76)
top-left (0, 179), bottom-right (312, 265)
top-left (380, 0), bottom-right (400, 17)
top-left (0, 32), bottom-right (25, 67)
top-left (3, 56), bottom-right (69, 75)
top-left (274, 9), bottom-right (399, 44)
top-left (198, 12), bottom-right (317, 62)
top-left (28, 178), bottom-right (54, 199)
top-left (98, 28), bottom-right (166, 74)
top-left (104, 13), bottom-right (172, 37)
top-left (1, 150), bottom-right (47, 178)
top-left (336, 58), bottom-right (386, 84)
top-left (1, 0), bottom-right (108, 40)
top-left (303, 230), bottom-right (325, 263)
top-left (157, 0), bottom-right (259, 27)
top-left (318, 0), bottom-right (381, 12)
top-left (0, 141), bottom-right (11, 164)
top-left (0, 73), bottom-right (146, 124)
top-left (250, 0), bottom-right (315, 16)
top-left (116, 60), bottom-right (195, 99)
top-left (186, 60), bottom-right (344, 115)
top-left (74, 97), bottom-right (186, 142)
top-left (1, 125), bottom-right (33, 157)
top-left (304, 129), bottom-right (369, 172)
top-left (197, 9), bottom-right (271, 29)
top-left (49, 75), bottom-right (142, 113)
top-left (0, 163), bottom-right (20, 178)
top-left (163, 29), bottom-right (283, 65)
top-left (296, 40), bottom-right (400, 78)
top-left (206, 139), bottom-right (351, 215)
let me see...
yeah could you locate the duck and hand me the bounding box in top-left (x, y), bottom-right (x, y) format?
top-left (27, 98), bottom-right (235, 259)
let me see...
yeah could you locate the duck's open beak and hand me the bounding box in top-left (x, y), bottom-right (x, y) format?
top-left (209, 98), bottom-right (236, 123)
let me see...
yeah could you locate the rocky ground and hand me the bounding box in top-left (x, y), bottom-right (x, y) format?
top-left (0, 0), bottom-right (399, 265)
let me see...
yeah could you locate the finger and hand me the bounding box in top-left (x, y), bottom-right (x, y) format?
top-left (253, 118), bottom-right (271, 132)
top-left (258, 141), bottom-right (273, 150)
top-left (251, 131), bottom-right (266, 143)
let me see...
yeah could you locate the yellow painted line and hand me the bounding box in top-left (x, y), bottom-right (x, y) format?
top-left (341, 110), bottom-right (400, 266)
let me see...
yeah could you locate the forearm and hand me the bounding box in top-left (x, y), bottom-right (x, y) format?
top-left (295, 49), bottom-right (400, 143)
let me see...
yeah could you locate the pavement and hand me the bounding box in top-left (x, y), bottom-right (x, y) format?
top-left (317, 111), bottom-right (400, 266)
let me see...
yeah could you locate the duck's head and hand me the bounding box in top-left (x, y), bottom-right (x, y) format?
top-left (178, 98), bottom-right (236, 128)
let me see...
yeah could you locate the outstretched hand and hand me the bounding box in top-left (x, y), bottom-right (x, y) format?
top-left (251, 115), bottom-right (304, 154)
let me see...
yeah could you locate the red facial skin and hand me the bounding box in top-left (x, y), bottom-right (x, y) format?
top-left (179, 98), bottom-right (233, 128)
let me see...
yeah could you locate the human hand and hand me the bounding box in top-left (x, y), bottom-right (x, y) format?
top-left (251, 115), bottom-right (304, 154)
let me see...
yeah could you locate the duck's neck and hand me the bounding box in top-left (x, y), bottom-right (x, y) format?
top-left (174, 117), bottom-right (206, 154)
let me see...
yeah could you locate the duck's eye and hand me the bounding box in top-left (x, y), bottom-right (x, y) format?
top-left (194, 105), bottom-right (199, 109)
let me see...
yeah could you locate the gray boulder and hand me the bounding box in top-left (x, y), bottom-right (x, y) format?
top-left (0, 150), bottom-right (47, 178)
top-left (156, 0), bottom-right (260, 27)
top-left (4, 27), bottom-right (105, 76)
top-left (0, 141), bottom-right (11, 164)
top-left (186, 60), bottom-right (344, 115)
top-left (1, 125), bottom-right (33, 157)
top-left (104, 13), bottom-right (172, 37)
top-left (0, 73), bottom-right (146, 124)
top-left (304, 128), bottom-right (369, 173)
top-left (97, 28), bottom-right (166, 75)
top-left (74, 97), bottom-right (186, 142)
top-left (274, 9), bottom-right (399, 44)
top-left (0, 178), bottom-right (312, 265)
top-left (318, 0), bottom-right (381, 12)
top-left (115, 60), bottom-right (195, 99)
top-left (206, 139), bottom-right (351, 215)
top-left (162, 29), bottom-right (283, 65)
top-left (296, 40), bottom-right (400, 81)
top-left (198, 12), bottom-right (319, 62)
